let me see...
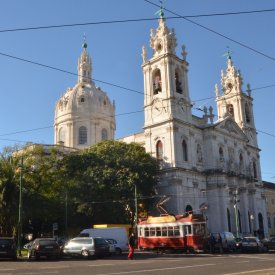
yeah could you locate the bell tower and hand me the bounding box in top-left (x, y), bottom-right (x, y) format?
top-left (142, 13), bottom-right (192, 128)
top-left (215, 52), bottom-right (257, 147)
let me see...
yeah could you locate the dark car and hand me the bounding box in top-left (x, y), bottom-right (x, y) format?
top-left (235, 237), bottom-right (242, 252)
top-left (28, 238), bottom-right (61, 260)
top-left (0, 237), bottom-right (17, 260)
top-left (209, 232), bottom-right (236, 253)
top-left (262, 237), bottom-right (275, 251)
top-left (241, 237), bottom-right (265, 253)
top-left (63, 237), bottom-right (110, 259)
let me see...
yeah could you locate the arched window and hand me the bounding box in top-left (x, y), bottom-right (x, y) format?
top-left (59, 127), bottom-right (66, 143)
top-left (101, 128), bottom-right (108, 140)
top-left (227, 208), bottom-right (231, 232)
top-left (182, 140), bottom-right (188, 161)
top-left (253, 161), bottom-right (257, 179)
top-left (175, 70), bottom-right (182, 94)
top-left (185, 205), bottom-right (193, 215)
top-left (219, 147), bottom-right (224, 161)
top-left (238, 210), bottom-right (242, 233)
top-left (79, 126), bottom-right (87, 145)
top-left (153, 69), bottom-right (162, 95)
top-left (156, 140), bottom-right (163, 160)
top-left (227, 104), bottom-right (234, 118)
top-left (245, 103), bottom-right (251, 123)
top-left (258, 213), bottom-right (264, 239)
top-left (80, 97), bottom-right (85, 103)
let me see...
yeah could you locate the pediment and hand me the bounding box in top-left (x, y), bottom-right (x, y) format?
top-left (214, 117), bottom-right (246, 139)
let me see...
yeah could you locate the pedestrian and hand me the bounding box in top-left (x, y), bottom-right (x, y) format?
top-left (128, 233), bottom-right (135, 260)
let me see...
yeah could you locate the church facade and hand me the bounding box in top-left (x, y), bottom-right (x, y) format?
top-left (54, 19), bottom-right (267, 236)
top-left (119, 17), bottom-right (267, 237)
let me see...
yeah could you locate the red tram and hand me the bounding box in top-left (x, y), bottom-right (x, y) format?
top-left (137, 214), bottom-right (206, 252)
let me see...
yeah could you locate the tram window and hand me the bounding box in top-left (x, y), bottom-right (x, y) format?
top-left (162, 227), bottom-right (168, 236)
top-left (150, 228), bottom-right (156, 236)
top-left (193, 224), bottom-right (200, 235)
top-left (156, 227), bottom-right (161, 236)
top-left (145, 227), bottom-right (149, 237)
top-left (184, 225), bottom-right (192, 235)
top-left (174, 226), bottom-right (180, 236)
top-left (168, 227), bottom-right (174, 236)
top-left (193, 224), bottom-right (205, 235)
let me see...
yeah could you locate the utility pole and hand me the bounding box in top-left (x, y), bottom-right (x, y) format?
top-left (233, 189), bottom-right (240, 238)
top-left (65, 190), bottom-right (68, 238)
top-left (17, 155), bottom-right (23, 256)
top-left (134, 184), bottom-right (138, 233)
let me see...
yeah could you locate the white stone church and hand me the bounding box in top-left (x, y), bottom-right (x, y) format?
top-left (54, 18), bottom-right (267, 237)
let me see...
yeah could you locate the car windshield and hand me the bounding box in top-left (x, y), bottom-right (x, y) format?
top-left (243, 238), bottom-right (257, 243)
top-left (94, 238), bottom-right (107, 245)
top-left (39, 240), bottom-right (56, 245)
top-left (106, 239), bottom-right (117, 244)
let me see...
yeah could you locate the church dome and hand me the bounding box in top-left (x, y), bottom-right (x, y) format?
top-left (54, 40), bottom-right (116, 148)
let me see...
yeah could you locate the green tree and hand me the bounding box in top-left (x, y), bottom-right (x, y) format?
top-left (0, 147), bottom-right (19, 236)
top-left (61, 140), bottom-right (159, 226)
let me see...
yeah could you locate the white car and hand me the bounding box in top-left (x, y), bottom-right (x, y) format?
top-left (106, 238), bottom-right (122, 255)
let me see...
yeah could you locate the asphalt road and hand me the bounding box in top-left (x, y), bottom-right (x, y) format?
top-left (1, 252), bottom-right (275, 275)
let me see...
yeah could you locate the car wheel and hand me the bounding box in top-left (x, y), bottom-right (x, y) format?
top-left (81, 249), bottom-right (89, 258)
top-left (34, 252), bottom-right (40, 260)
top-left (115, 248), bottom-right (122, 255)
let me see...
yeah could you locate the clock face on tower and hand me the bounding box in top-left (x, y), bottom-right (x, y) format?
top-left (152, 99), bottom-right (163, 116)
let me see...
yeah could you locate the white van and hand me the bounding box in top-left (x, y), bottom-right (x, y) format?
top-left (79, 228), bottom-right (128, 254)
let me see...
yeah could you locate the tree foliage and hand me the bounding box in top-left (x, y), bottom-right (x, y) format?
top-left (0, 141), bottom-right (159, 237)
top-left (61, 140), bottom-right (159, 226)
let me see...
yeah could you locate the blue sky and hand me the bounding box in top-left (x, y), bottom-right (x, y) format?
top-left (0, 0), bottom-right (274, 182)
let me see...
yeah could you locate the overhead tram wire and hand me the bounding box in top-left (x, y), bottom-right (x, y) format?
top-left (0, 110), bottom-right (144, 138)
top-left (0, 51), bottom-right (143, 96)
top-left (1, 100), bottom-right (275, 142)
top-left (0, 8), bottom-right (275, 34)
top-left (1, 47), bottom-right (275, 104)
top-left (144, 0), bottom-right (275, 62)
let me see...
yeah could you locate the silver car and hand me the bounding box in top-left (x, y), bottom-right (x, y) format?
top-left (63, 237), bottom-right (110, 258)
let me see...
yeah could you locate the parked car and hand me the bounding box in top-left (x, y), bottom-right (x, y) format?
top-left (262, 237), bottom-right (275, 251)
top-left (79, 228), bottom-right (128, 252)
top-left (63, 237), bottom-right (110, 259)
top-left (210, 232), bottom-right (236, 252)
top-left (28, 238), bottom-right (61, 260)
top-left (0, 237), bottom-right (17, 260)
top-left (241, 237), bottom-right (265, 253)
top-left (235, 237), bottom-right (242, 252)
top-left (106, 238), bottom-right (122, 255)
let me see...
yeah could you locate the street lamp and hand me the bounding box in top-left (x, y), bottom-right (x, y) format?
top-left (233, 189), bottom-right (240, 239)
top-left (134, 184), bottom-right (138, 234)
top-left (250, 214), bottom-right (254, 236)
